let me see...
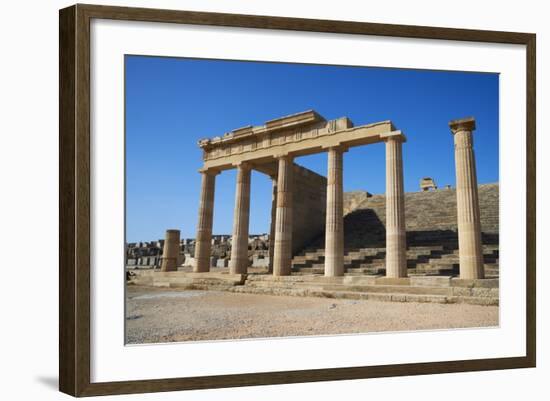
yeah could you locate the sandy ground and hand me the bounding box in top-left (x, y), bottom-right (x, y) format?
top-left (125, 286), bottom-right (499, 344)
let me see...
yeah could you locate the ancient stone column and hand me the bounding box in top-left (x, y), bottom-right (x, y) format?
top-left (450, 117), bottom-right (485, 279)
top-left (272, 155), bottom-right (294, 276)
top-left (383, 132), bottom-right (407, 278)
top-left (268, 176), bottom-right (278, 274)
top-left (229, 163), bottom-right (251, 274)
top-left (194, 170), bottom-right (217, 273)
top-left (160, 229), bottom-right (180, 272)
top-left (324, 146), bottom-right (345, 277)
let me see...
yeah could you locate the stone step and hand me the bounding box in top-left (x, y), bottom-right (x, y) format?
top-left (226, 285), bottom-right (498, 306)
top-left (296, 256), bottom-right (500, 267)
top-left (129, 271), bottom-right (246, 288)
top-left (246, 280), bottom-right (458, 296)
top-left (296, 247), bottom-right (496, 259)
top-left (292, 241), bottom-right (499, 277)
top-left (298, 248), bottom-right (496, 258)
top-left (131, 270), bottom-right (499, 306)
top-left (294, 258), bottom-right (498, 268)
top-left (345, 267), bottom-right (385, 274)
top-left (412, 262), bottom-right (497, 269)
top-left (247, 274), bottom-right (378, 284)
top-left (245, 274), bottom-right (497, 291)
top-left (407, 245), bottom-right (446, 251)
top-left (291, 267), bottom-right (325, 274)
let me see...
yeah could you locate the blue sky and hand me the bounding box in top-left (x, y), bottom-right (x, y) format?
top-left (125, 56), bottom-right (499, 242)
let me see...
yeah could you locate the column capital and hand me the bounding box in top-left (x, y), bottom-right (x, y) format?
top-left (232, 161), bottom-right (252, 171)
top-left (198, 167), bottom-right (221, 176)
top-left (449, 117), bottom-right (476, 134)
top-left (380, 130), bottom-right (407, 143)
top-left (273, 153), bottom-right (294, 162)
top-left (322, 144), bottom-right (349, 153)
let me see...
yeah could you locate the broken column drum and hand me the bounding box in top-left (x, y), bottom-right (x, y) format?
top-left (160, 229), bottom-right (180, 272)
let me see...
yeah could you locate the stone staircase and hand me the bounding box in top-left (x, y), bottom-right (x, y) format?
top-left (291, 244), bottom-right (499, 277)
top-left (129, 269), bottom-right (499, 305)
top-left (292, 183), bottom-right (499, 277)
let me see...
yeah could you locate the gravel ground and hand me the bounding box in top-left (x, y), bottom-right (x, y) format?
top-left (126, 286), bottom-right (499, 344)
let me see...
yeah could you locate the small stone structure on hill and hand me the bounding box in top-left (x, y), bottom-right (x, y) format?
top-left (420, 177), bottom-right (437, 191)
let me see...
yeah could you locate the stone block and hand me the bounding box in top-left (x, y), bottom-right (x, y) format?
top-left (390, 294), bottom-right (408, 302)
top-left (410, 276), bottom-right (452, 287)
top-left (216, 258), bottom-right (229, 268)
top-left (343, 275), bottom-right (379, 285)
top-left (451, 278), bottom-right (499, 288)
top-left (252, 254), bottom-right (269, 267)
top-left (450, 278), bottom-right (475, 288)
top-left (182, 256), bottom-right (195, 267)
top-left (472, 287), bottom-right (499, 298)
top-left (460, 296), bottom-right (499, 306)
top-left (471, 279), bottom-right (500, 288)
top-left (404, 294), bottom-right (448, 304)
top-left (367, 293), bottom-right (392, 302)
top-left (375, 277), bottom-right (410, 286)
top-left (452, 287), bottom-right (472, 297)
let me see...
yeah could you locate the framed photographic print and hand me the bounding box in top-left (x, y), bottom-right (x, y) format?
top-left (59, 3), bottom-right (536, 397)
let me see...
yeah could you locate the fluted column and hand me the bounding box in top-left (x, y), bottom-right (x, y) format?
top-left (160, 229), bottom-right (180, 272)
top-left (268, 176), bottom-right (278, 274)
top-left (383, 132), bottom-right (407, 278)
top-left (450, 117), bottom-right (484, 279)
top-left (194, 170), bottom-right (217, 273)
top-left (230, 164), bottom-right (251, 274)
top-left (324, 147), bottom-right (345, 277)
top-left (273, 155), bottom-right (294, 276)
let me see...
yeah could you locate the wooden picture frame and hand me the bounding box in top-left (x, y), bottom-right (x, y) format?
top-left (59, 3), bottom-right (536, 397)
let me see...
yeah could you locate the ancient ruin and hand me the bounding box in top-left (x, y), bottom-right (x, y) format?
top-left (420, 177), bottom-right (437, 191)
top-left (159, 229), bottom-right (180, 272)
top-left (128, 111), bottom-right (499, 306)
top-left (195, 110), bottom-right (407, 277)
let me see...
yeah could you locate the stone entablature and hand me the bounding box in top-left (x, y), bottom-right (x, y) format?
top-left (200, 116), bottom-right (353, 161)
top-left (199, 110), bottom-right (324, 148)
top-left (198, 110), bottom-right (398, 174)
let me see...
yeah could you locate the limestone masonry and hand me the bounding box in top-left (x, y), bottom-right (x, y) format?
top-left (127, 184), bottom-right (498, 272)
top-left (128, 110), bottom-right (499, 305)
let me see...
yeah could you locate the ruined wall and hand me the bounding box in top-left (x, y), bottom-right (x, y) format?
top-left (290, 164), bottom-right (327, 254)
